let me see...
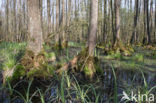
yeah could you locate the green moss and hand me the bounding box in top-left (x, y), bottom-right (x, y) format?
top-left (151, 51), bottom-right (156, 59)
top-left (27, 69), bottom-right (48, 78)
top-left (108, 49), bottom-right (115, 55)
top-left (12, 65), bottom-right (25, 80)
top-left (76, 48), bottom-right (102, 78)
top-left (95, 63), bottom-right (103, 74)
top-left (43, 43), bottom-right (51, 50)
top-left (114, 52), bottom-right (123, 60)
top-left (127, 61), bottom-right (136, 68)
top-left (3, 59), bottom-right (15, 70)
top-left (45, 52), bottom-right (56, 60)
top-left (84, 66), bottom-right (92, 76)
top-left (104, 52), bottom-right (123, 60)
top-left (132, 54), bottom-right (144, 62)
top-left (53, 43), bottom-right (62, 50)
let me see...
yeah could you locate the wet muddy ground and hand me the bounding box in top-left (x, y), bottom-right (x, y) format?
top-left (0, 43), bottom-right (156, 103)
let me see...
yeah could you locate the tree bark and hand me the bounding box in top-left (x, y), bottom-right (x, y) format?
top-left (115, 0), bottom-right (121, 42)
top-left (130, 0), bottom-right (139, 44)
top-left (114, 0), bottom-right (130, 55)
top-left (13, 0), bottom-right (17, 41)
top-left (62, 0), bottom-right (66, 43)
top-left (110, 0), bottom-right (115, 44)
top-left (103, 0), bottom-right (107, 43)
top-left (39, 0), bottom-right (44, 40)
top-left (27, 0), bottom-right (43, 55)
top-left (88, 0), bottom-right (98, 56)
top-left (67, 0), bottom-right (71, 27)
top-left (55, 0), bottom-right (60, 43)
top-left (6, 0), bottom-right (9, 41)
top-left (47, 0), bottom-right (51, 34)
top-left (146, 0), bottom-right (151, 44)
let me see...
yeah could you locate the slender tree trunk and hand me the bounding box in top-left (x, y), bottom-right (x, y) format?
top-left (115, 0), bottom-right (121, 42)
top-left (155, 0), bottom-right (156, 42)
top-left (130, 0), bottom-right (139, 44)
top-left (67, 0), bottom-right (71, 41)
top-left (103, 0), bottom-right (107, 43)
top-left (150, 0), bottom-right (153, 42)
top-left (39, 0), bottom-right (44, 41)
top-left (55, 0), bottom-right (60, 43)
top-left (88, 0), bottom-right (98, 56)
top-left (47, 0), bottom-right (51, 34)
top-left (67, 0), bottom-right (71, 26)
top-left (143, 0), bottom-right (146, 44)
top-left (110, 0), bottom-right (115, 45)
top-left (52, 2), bottom-right (55, 32)
top-left (62, 0), bottom-right (66, 43)
top-left (114, 0), bottom-right (129, 55)
top-left (6, 0), bottom-right (9, 41)
top-left (146, 0), bottom-right (151, 44)
top-left (13, 0), bottom-right (17, 41)
top-left (27, 0), bottom-right (43, 55)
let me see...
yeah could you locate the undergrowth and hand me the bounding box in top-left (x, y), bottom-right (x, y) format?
top-left (0, 42), bottom-right (155, 103)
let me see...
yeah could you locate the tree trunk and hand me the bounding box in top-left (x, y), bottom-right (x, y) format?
top-left (55, 0), bottom-right (60, 44)
top-left (47, 0), bottom-right (51, 34)
top-left (155, 0), bottom-right (156, 42)
top-left (114, 0), bottom-right (130, 55)
top-left (67, 0), bottom-right (71, 27)
top-left (6, 0), bottom-right (9, 41)
top-left (88, 0), bottom-right (98, 56)
top-left (39, 0), bottom-right (44, 39)
top-left (62, 0), bottom-right (66, 43)
top-left (110, 0), bottom-right (115, 45)
top-left (150, 0), bottom-right (153, 42)
top-left (103, 0), bottom-right (107, 43)
top-left (115, 0), bottom-right (121, 42)
top-left (146, 0), bottom-right (151, 44)
top-left (130, 0), bottom-right (139, 44)
top-left (13, 0), bottom-right (17, 41)
top-left (27, 0), bottom-right (43, 55)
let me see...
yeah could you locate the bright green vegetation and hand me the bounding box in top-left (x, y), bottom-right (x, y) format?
top-left (0, 42), bottom-right (26, 70)
top-left (102, 49), bottom-right (156, 72)
top-left (0, 42), bottom-right (156, 103)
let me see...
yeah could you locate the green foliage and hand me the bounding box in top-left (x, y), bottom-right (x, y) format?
top-left (127, 61), bottom-right (136, 68)
top-left (43, 43), bottom-right (51, 50)
top-left (84, 66), bottom-right (92, 76)
top-left (151, 51), bottom-right (156, 59)
top-left (12, 65), bottom-right (25, 80)
top-left (44, 52), bottom-right (56, 61)
top-left (132, 53), bottom-right (144, 62)
top-left (105, 52), bottom-right (123, 60)
top-left (26, 65), bottom-right (55, 78)
top-left (68, 41), bottom-right (85, 48)
top-left (3, 58), bottom-right (15, 71)
top-left (0, 42), bottom-right (26, 82)
top-left (60, 73), bottom-right (65, 103)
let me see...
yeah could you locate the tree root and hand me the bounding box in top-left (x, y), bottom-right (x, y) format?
top-left (114, 39), bottom-right (132, 56)
top-left (56, 48), bottom-right (101, 79)
top-left (56, 56), bottom-right (78, 74)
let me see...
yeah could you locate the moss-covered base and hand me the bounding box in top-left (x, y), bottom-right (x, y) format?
top-left (113, 39), bottom-right (132, 56)
top-left (57, 48), bottom-right (102, 79)
top-left (53, 41), bottom-right (68, 50)
top-left (3, 50), bottom-right (56, 83)
top-left (97, 41), bottom-right (134, 57)
top-left (143, 45), bottom-right (156, 51)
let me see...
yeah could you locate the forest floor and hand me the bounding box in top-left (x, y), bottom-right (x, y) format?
top-left (0, 42), bottom-right (156, 103)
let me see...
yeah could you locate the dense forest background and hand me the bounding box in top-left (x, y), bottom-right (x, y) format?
top-left (0, 0), bottom-right (156, 103)
top-left (0, 0), bottom-right (155, 44)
